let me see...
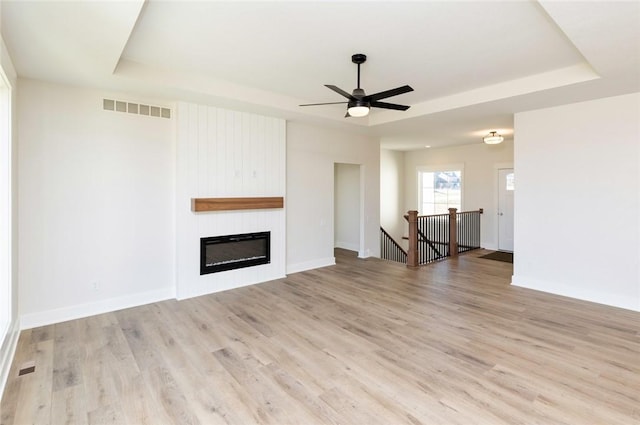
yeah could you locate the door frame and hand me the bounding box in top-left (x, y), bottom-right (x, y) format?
top-left (493, 162), bottom-right (514, 251)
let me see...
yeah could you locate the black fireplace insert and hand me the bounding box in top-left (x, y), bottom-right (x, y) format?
top-left (200, 231), bottom-right (270, 275)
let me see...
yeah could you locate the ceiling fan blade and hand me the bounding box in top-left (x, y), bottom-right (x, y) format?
top-left (325, 85), bottom-right (355, 100)
top-left (299, 101), bottom-right (349, 107)
top-left (370, 101), bottom-right (410, 111)
top-left (365, 85), bottom-right (414, 102)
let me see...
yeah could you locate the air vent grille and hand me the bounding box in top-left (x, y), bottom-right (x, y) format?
top-left (103, 98), bottom-right (171, 119)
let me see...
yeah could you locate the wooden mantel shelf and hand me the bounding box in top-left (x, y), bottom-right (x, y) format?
top-left (191, 197), bottom-right (284, 212)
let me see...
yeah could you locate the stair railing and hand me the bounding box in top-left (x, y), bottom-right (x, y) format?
top-left (380, 227), bottom-right (408, 264)
top-left (406, 208), bottom-right (483, 267)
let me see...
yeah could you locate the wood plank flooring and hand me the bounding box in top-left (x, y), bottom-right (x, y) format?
top-left (2, 249), bottom-right (639, 424)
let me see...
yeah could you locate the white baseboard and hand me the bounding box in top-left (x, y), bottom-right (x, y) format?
top-left (358, 249), bottom-right (372, 258)
top-left (287, 257), bottom-right (336, 274)
top-left (512, 275), bottom-right (640, 312)
top-left (335, 241), bottom-right (359, 252)
top-left (20, 287), bottom-right (175, 330)
top-left (0, 318), bottom-right (20, 400)
top-left (481, 241), bottom-right (498, 251)
top-left (176, 273), bottom-right (287, 301)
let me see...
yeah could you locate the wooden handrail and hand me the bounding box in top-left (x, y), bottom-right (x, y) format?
top-left (409, 209), bottom-right (483, 219)
top-left (380, 227), bottom-right (408, 264)
top-left (380, 227), bottom-right (408, 255)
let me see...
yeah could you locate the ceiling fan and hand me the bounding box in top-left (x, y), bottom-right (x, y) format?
top-left (300, 53), bottom-right (414, 118)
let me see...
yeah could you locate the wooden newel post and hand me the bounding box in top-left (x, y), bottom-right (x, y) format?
top-left (407, 210), bottom-right (419, 268)
top-left (448, 208), bottom-right (458, 257)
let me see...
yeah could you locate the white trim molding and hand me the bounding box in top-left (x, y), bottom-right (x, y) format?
top-left (335, 241), bottom-right (359, 252)
top-left (0, 318), bottom-right (20, 399)
top-left (512, 275), bottom-right (640, 313)
top-left (20, 288), bottom-right (175, 330)
top-left (286, 257), bottom-right (336, 275)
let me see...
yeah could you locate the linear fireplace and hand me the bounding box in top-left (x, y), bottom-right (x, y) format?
top-left (200, 231), bottom-right (270, 275)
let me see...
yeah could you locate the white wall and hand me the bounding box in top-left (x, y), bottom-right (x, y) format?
top-left (18, 80), bottom-right (176, 327)
top-left (287, 121), bottom-right (380, 272)
top-left (380, 149), bottom-right (405, 244)
top-left (334, 163), bottom-right (360, 252)
top-left (175, 102), bottom-right (286, 299)
top-left (513, 92), bottom-right (640, 312)
top-left (404, 141), bottom-right (514, 249)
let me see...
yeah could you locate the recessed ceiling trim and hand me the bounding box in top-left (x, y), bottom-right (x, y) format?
top-left (115, 59), bottom-right (370, 126)
top-left (369, 63), bottom-right (600, 126)
top-left (111, 0), bottom-right (147, 74)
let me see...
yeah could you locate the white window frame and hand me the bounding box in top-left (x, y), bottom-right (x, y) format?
top-left (416, 164), bottom-right (464, 215)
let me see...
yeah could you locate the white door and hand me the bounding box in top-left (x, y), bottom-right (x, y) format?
top-left (498, 168), bottom-right (514, 252)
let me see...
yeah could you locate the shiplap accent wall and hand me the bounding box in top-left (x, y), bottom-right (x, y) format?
top-left (176, 102), bottom-right (286, 300)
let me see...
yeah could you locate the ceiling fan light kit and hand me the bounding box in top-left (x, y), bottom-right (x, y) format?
top-left (300, 53), bottom-right (413, 118)
top-left (483, 131), bottom-right (504, 144)
top-left (347, 101), bottom-right (370, 117)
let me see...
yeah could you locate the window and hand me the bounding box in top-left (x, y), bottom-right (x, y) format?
top-left (505, 172), bottom-right (515, 191)
top-left (418, 166), bottom-right (462, 215)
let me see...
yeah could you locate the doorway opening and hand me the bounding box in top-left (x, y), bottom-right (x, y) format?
top-left (334, 163), bottom-right (364, 257)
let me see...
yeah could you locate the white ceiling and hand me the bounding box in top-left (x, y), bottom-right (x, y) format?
top-left (2, 1), bottom-right (639, 150)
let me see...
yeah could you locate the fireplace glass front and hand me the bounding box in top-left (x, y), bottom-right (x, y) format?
top-left (200, 232), bottom-right (270, 275)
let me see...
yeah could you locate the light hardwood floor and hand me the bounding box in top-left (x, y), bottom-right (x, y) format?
top-left (2, 249), bottom-right (639, 424)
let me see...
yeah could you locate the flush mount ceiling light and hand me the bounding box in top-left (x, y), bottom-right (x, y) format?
top-left (483, 131), bottom-right (504, 145)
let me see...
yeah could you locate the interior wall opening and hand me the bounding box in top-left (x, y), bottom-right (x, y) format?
top-left (334, 163), bottom-right (363, 256)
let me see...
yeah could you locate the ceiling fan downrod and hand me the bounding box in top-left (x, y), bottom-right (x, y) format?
top-left (352, 53), bottom-right (367, 95)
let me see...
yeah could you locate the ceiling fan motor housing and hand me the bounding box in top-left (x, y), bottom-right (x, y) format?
top-left (352, 88), bottom-right (366, 98)
top-left (348, 99), bottom-right (369, 109)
